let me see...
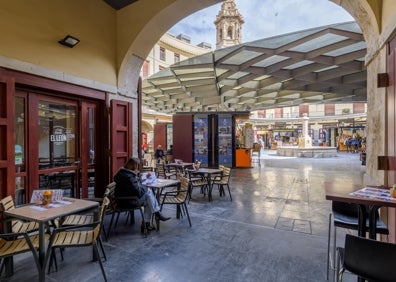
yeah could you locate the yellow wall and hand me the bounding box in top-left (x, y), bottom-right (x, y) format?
top-left (0, 0), bottom-right (117, 86)
top-left (382, 0), bottom-right (396, 40)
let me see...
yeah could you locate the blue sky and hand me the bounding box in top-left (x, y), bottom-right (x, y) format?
top-left (168, 0), bottom-right (354, 48)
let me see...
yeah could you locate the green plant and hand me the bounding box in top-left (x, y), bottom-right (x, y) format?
top-left (342, 108), bottom-right (350, 114)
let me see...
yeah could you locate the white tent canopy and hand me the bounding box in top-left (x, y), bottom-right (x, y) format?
top-left (142, 22), bottom-right (366, 114)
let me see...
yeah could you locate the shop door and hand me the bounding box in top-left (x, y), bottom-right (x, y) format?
top-left (15, 92), bottom-right (80, 203)
top-left (80, 102), bottom-right (97, 198)
top-left (110, 99), bottom-right (133, 177)
top-left (28, 94), bottom-right (79, 201)
top-left (0, 77), bottom-right (15, 200)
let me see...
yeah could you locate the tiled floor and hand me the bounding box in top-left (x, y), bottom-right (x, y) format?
top-left (6, 150), bottom-right (365, 281)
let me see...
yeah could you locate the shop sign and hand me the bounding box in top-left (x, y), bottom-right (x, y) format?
top-left (50, 126), bottom-right (75, 145)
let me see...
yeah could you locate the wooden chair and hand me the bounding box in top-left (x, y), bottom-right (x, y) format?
top-left (105, 182), bottom-right (148, 238)
top-left (0, 232), bottom-right (47, 278)
top-left (44, 197), bottom-right (110, 281)
top-left (186, 169), bottom-right (209, 202)
top-left (60, 188), bottom-right (111, 261)
top-left (212, 167), bottom-right (232, 201)
top-left (0, 195), bottom-right (39, 233)
top-left (156, 163), bottom-right (176, 179)
top-left (165, 154), bottom-right (174, 163)
top-left (336, 234), bottom-right (396, 282)
top-left (160, 176), bottom-right (191, 227)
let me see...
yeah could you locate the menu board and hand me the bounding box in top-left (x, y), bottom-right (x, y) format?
top-left (218, 115), bottom-right (233, 166)
top-left (194, 115), bottom-right (208, 166)
top-left (244, 124), bottom-right (254, 148)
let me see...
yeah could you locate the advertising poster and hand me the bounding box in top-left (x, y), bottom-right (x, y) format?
top-left (194, 116), bottom-right (208, 166)
top-left (218, 115), bottom-right (233, 166)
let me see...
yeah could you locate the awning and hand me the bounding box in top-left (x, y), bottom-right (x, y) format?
top-left (142, 22), bottom-right (366, 114)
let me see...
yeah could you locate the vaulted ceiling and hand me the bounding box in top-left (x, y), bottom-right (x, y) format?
top-left (142, 22), bottom-right (366, 114)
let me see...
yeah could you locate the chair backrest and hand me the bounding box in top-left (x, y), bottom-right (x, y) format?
top-left (156, 163), bottom-right (166, 178)
top-left (0, 195), bottom-right (15, 212)
top-left (165, 154), bottom-right (173, 163)
top-left (94, 196), bottom-right (110, 239)
top-left (105, 182), bottom-right (118, 212)
top-left (220, 167), bottom-right (231, 183)
top-left (176, 173), bottom-right (184, 181)
top-left (0, 195), bottom-right (38, 233)
top-left (343, 234), bottom-right (396, 282)
top-left (177, 177), bottom-right (190, 201)
top-left (332, 201), bottom-right (359, 217)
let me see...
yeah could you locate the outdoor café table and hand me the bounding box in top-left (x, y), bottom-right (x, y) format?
top-left (325, 184), bottom-right (396, 239)
top-left (3, 197), bottom-right (99, 282)
top-left (187, 168), bottom-right (222, 202)
top-left (144, 178), bottom-right (180, 231)
top-left (166, 162), bottom-right (194, 173)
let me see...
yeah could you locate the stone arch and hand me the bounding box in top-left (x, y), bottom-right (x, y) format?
top-left (117, 0), bottom-right (380, 97)
top-left (142, 120), bottom-right (154, 132)
top-left (117, 0), bottom-right (222, 97)
top-left (330, 0), bottom-right (380, 62)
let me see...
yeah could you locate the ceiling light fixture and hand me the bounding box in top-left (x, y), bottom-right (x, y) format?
top-left (58, 35), bottom-right (80, 48)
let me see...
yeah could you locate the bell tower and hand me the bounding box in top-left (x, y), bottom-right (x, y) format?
top-left (214, 0), bottom-right (244, 49)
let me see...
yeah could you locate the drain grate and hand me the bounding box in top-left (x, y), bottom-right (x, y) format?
top-left (275, 217), bottom-right (312, 234)
top-left (293, 177), bottom-right (309, 184)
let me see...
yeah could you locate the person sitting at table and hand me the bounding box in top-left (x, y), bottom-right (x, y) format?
top-left (114, 157), bottom-right (170, 232)
top-left (166, 145), bottom-right (173, 155)
top-left (154, 145), bottom-right (165, 163)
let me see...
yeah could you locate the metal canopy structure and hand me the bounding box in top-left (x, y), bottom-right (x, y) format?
top-left (142, 22), bottom-right (366, 114)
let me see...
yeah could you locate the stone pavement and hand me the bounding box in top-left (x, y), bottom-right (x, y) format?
top-left (7, 150), bottom-right (365, 282)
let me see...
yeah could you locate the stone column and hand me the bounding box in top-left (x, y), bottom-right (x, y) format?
top-left (298, 113), bottom-right (312, 148)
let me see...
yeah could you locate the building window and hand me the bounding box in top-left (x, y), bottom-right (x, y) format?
top-left (325, 104), bottom-right (335, 116)
top-left (174, 53), bottom-right (180, 63)
top-left (160, 47), bottom-right (166, 61)
top-left (141, 60), bottom-right (150, 79)
top-left (353, 103), bottom-right (365, 114)
top-left (227, 26), bottom-right (233, 39)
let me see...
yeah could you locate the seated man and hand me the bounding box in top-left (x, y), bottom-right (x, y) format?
top-left (154, 145), bottom-right (165, 163)
top-left (166, 145), bottom-right (173, 155)
top-left (114, 157), bottom-right (170, 232)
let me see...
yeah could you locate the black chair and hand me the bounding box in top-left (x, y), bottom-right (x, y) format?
top-left (327, 201), bottom-right (389, 280)
top-left (336, 234), bottom-right (396, 282)
top-left (105, 182), bottom-right (148, 239)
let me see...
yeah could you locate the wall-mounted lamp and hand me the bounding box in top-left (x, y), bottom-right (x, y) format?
top-left (377, 155), bottom-right (396, 170)
top-left (58, 35), bottom-right (80, 48)
top-left (377, 73), bottom-right (389, 88)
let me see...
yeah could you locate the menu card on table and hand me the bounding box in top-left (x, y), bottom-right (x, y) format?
top-left (30, 189), bottom-right (64, 203)
top-left (350, 187), bottom-right (396, 201)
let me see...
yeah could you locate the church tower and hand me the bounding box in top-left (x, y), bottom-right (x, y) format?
top-left (214, 0), bottom-right (244, 49)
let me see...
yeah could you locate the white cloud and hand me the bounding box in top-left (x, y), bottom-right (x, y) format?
top-left (168, 0), bottom-right (354, 48)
